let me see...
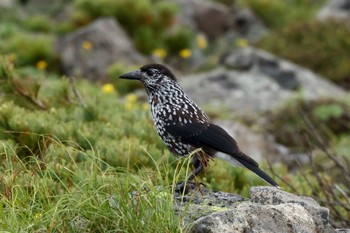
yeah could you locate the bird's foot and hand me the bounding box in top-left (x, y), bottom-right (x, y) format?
top-left (174, 181), bottom-right (205, 194)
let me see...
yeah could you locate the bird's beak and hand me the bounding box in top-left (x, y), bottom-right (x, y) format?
top-left (118, 70), bottom-right (142, 80)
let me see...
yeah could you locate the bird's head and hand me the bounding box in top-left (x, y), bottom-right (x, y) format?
top-left (118, 64), bottom-right (177, 91)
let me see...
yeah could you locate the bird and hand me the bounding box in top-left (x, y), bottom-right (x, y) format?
top-left (119, 63), bottom-right (278, 192)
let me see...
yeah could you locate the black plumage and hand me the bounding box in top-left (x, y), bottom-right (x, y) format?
top-left (119, 63), bottom-right (278, 192)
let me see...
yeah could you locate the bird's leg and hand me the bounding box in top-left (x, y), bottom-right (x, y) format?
top-left (187, 154), bottom-right (204, 181)
top-left (175, 154), bottom-right (205, 194)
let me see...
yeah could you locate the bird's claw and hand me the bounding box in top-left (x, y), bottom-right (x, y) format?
top-left (174, 181), bottom-right (205, 194)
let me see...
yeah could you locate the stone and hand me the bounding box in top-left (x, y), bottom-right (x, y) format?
top-left (174, 0), bottom-right (231, 39)
top-left (180, 47), bottom-right (346, 115)
top-left (0, 0), bottom-right (13, 8)
top-left (194, 2), bottom-right (231, 40)
top-left (178, 186), bottom-right (340, 233)
top-left (174, 188), bottom-right (246, 224)
top-left (250, 186), bottom-right (332, 233)
top-left (191, 202), bottom-right (317, 233)
top-left (228, 8), bottom-right (268, 42)
top-left (174, 0), bottom-right (267, 41)
top-left (317, 0), bottom-right (350, 23)
top-left (56, 18), bottom-right (145, 81)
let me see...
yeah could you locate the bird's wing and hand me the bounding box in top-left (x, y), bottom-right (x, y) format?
top-left (165, 122), bottom-right (279, 186)
top-left (164, 121), bottom-right (209, 138)
top-left (164, 122), bottom-right (258, 167)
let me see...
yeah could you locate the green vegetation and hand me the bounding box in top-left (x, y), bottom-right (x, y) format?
top-left (239, 0), bottom-right (350, 88)
top-left (239, 0), bottom-right (325, 29)
top-left (0, 138), bottom-right (185, 232)
top-left (263, 98), bottom-right (350, 151)
top-left (0, 57), bottom-right (273, 231)
top-left (73, 0), bottom-right (193, 55)
top-left (0, 32), bottom-right (56, 69)
top-left (257, 20), bottom-right (350, 87)
top-left (260, 98), bottom-right (350, 227)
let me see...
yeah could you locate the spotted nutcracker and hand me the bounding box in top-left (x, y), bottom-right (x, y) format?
top-left (119, 64), bottom-right (278, 192)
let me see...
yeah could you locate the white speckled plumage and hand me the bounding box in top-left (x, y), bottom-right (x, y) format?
top-left (118, 63), bottom-right (279, 188)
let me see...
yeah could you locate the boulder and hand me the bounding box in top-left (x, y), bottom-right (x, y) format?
top-left (56, 18), bottom-right (145, 81)
top-left (228, 8), bottom-right (268, 42)
top-left (180, 47), bottom-right (346, 115)
top-left (174, 186), bottom-right (340, 233)
top-left (250, 186), bottom-right (331, 233)
top-left (174, 0), bottom-right (231, 39)
top-left (174, 0), bottom-right (267, 41)
top-left (191, 203), bottom-right (317, 233)
top-left (174, 188), bottom-right (246, 224)
top-left (193, 1), bottom-right (231, 40)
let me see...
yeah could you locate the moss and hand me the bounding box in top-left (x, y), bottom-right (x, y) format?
top-left (186, 203), bottom-right (230, 221)
top-left (0, 32), bottom-right (56, 69)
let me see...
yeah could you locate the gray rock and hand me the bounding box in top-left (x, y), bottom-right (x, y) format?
top-left (191, 202), bottom-right (317, 233)
top-left (250, 186), bottom-right (332, 233)
top-left (317, 0), bottom-right (350, 23)
top-left (174, 0), bottom-right (231, 39)
top-left (174, 0), bottom-right (267, 42)
top-left (56, 18), bottom-right (145, 81)
top-left (180, 47), bottom-right (346, 115)
top-left (183, 186), bottom-right (339, 233)
top-left (336, 229), bottom-right (350, 233)
top-left (0, 0), bottom-right (13, 8)
top-left (174, 188), bottom-right (246, 224)
top-left (228, 8), bottom-right (268, 43)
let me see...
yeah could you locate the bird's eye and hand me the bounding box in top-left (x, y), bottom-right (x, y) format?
top-left (146, 69), bottom-right (155, 76)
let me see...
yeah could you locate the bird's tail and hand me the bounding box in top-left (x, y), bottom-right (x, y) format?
top-left (236, 156), bottom-right (279, 187)
top-left (216, 151), bottom-right (279, 187)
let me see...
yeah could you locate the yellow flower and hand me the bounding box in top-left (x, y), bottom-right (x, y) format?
top-left (36, 60), bottom-right (47, 70)
top-left (235, 38), bottom-right (249, 48)
top-left (82, 40), bottom-right (93, 50)
top-left (102, 83), bottom-right (115, 94)
top-left (179, 49), bottom-right (192, 59)
top-left (34, 212), bottom-right (42, 220)
top-left (142, 102), bottom-right (149, 110)
top-left (152, 48), bottom-right (167, 59)
top-left (125, 102), bottom-right (135, 111)
top-left (126, 93), bottom-right (138, 103)
top-left (196, 34), bottom-right (208, 49)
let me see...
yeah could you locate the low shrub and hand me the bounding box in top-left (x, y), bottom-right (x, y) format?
top-left (257, 20), bottom-right (350, 87)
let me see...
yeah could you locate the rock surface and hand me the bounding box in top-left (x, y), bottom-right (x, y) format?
top-left (180, 47), bottom-right (346, 115)
top-left (0, 0), bottom-right (13, 8)
top-left (250, 186), bottom-right (331, 233)
top-left (228, 8), bottom-right (267, 42)
top-left (56, 18), bottom-right (145, 81)
top-left (174, 186), bottom-right (339, 233)
top-left (174, 0), bottom-right (231, 39)
top-left (174, 0), bottom-right (266, 41)
top-left (214, 120), bottom-right (302, 165)
top-left (317, 0), bottom-right (350, 23)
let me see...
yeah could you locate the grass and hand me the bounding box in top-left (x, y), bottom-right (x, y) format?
top-left (0, 136), bottom-right (192, 232)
